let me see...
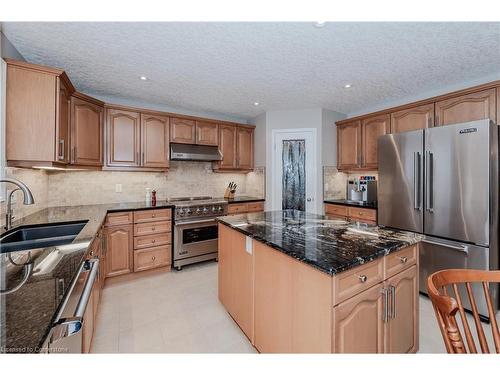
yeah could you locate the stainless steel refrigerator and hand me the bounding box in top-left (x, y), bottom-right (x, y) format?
top-left (378, 119), bottom-right (499, 317)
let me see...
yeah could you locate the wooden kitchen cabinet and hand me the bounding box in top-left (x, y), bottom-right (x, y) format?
top-left (324, 203), bottom-right (377, 224)
top-left (384, 265), bottom-right (418, 353)
top-left (217, 124), bottom-right (238, 169)
top-left (435, 88), bottom-right (497, 126)
top-left (141, 113), bottom-right (169, 168)
top-left (361, 114), bottom-right (390, 169)
top-left (105, 108), bottom-right (141, 168)
top-left (390, 103), bottom-right (434, 133)
top-left (5, 59), bottom-right (75, 167)
top-left (104, 224), bottom-right (133, 277)
top-left (236, 127), bottom-right (254, 170)
top-left (337, 120), bottom-right (362, 170)
top-left (332, 283), bottom-right (385, 353)
top-left (324, 204), bottom-right (348, 219)
top-left (70, 93), bottom-right (104, 166)
top-left (170, 117), bottom-right (196, 144)
top-left (196, 121), bottom-right (219, 146)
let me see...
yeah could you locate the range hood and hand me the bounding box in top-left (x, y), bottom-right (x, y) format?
top-left (170, 143), bottom-right (223, 161)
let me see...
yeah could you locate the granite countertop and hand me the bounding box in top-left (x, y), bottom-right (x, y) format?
top-left (224, 196), bottom-right (265, 203)
top-left (324, 199), bottom-right (378, 209)
top-left (0, 202), bottom-right (174, 353)
top-left (217, 210), bottom-right (422, 276)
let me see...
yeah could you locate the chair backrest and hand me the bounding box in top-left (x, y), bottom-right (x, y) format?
top-left (427, 269), bottom-right (500, 353)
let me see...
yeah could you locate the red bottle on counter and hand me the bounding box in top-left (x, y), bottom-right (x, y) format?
top-left (151, 190), bottom-right (157, 206)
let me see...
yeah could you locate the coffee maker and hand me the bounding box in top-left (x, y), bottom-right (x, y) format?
top-left (347, 176), bottom-right (377, 203)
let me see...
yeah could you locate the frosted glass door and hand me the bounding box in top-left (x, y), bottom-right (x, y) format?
top-left (282, 139), bottom-right (306, 211)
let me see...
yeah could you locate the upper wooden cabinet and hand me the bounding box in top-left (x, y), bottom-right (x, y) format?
top-left (105, 108), bottom-right (169, 171)
top-left (236, 127), bottom-right (254, 170)
top-left (5, 59), bottom-right (75, 167)
top-left (170, 117), bottom-right (196, 144)
top-left (390, 103), bottom-right (434, 133)
top-left (337, 120), bottom-right (362, 170)
top-left (196, 121), bottom-right (219, 146)
top-left (70, 94), bottom-right (104, 166)
top-left (141, 113), bottom-right (169, 168)
top-left (435, 88), bottom-right (497, 126)
top-left (217, 124), bottom-right (238, 169)
top-left (105, 108), bottom-right (141, 168)
top-left (361, 114), bottom-right (390, 169)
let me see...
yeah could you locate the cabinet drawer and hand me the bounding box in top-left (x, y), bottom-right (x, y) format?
top-left (133, 245), bottom-right (171, 272)
top-left (347, 207), bottom-right (377, 222)
top-left (134, 232), bottom-right (171, 250)
top-left (134, 221), bottom-right (171, 236)
top-left (247, 202), bottom-right (264, 212)
top-left (105, 211), bottom-right (133, 227)
top-left (384, 244), bottom-right (417, 279)
top-left (228, 204), bottom-right (248, 214)
top-left (325, 204), bottom-right (348, 217)
top-left (133, 208), bottom-right (171, 223)
top-left (333, 258), bottom-right (384, 305)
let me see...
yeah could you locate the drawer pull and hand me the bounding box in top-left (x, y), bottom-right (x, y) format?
top-left (152, 239), bottom-right (156, 243)
top-left (358, 275), bottom-right (368, 283)
top-left (152, 227), bottom-right (156, 231)
top-left (152, 256), bottom-right (156, 261)
top-left (152, 214), bottom-right (156, 218)
top-left (398, 256), bottom-right (408, 264)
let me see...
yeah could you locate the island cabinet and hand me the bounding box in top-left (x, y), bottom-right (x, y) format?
top-left (218, 223), bottom-right (419, 353)
top-left (325, 203), bottom-right (377, 224)
top-left (104, 212), bottom-right (134, 277)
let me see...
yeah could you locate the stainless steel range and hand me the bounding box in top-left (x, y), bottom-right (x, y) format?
top-left (170, 196), bottom-right (228, 270)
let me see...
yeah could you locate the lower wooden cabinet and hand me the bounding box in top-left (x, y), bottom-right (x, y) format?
top-left (227, 201), bottom-right (264, 215)
top-left (133, 245), bottom-right (171, 272)
top-left (324, 203), bottom-right (377, 224)
top-left (105, 224), bottom-right (133, 277)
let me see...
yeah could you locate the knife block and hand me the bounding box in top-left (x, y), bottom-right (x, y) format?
top-left (224, 187), bottom-right (235, 200)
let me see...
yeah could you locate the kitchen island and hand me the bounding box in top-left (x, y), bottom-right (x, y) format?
top-left (216, 210), bottom-right (423, 353)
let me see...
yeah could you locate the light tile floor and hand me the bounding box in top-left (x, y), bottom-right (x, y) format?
top-left (91, 262), bottom-right (497, 353)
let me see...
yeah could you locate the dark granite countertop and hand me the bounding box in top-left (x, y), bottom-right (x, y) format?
top-left (0, 202), bottom-right (174, 353)
top-left (324, 199), bottom-right (377, 209)
top-left (224, 196), bottom-right (265, 204)
top-left (217, 210), bottom-right (422, 276)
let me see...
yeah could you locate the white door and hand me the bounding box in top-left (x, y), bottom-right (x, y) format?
top-left (272, 129), bottom-right (317, 213)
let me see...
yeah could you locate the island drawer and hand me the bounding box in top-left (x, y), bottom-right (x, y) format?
top-left (134, 221), bottom-right (171, 236)
top-left (247, 202), bottom-right (265, 212)
top-left (228, 204), bottom-right (248, 214)
top-left (133, 232), bottom-right (171, 250)
top-left (105, 211), bottom-right (133, 227)
top-left (333, 257), bottom-right (384, 305)
top-left (133, 208), bottom-right (171, 223)
top-left (133, 245), bottom-right (171, 272)
top-left (384, 244), bottom-right (417, 279)
top-left (325, 204), bottom-right (348, 217)
top-left (347, 207), bottom-right (377, 222)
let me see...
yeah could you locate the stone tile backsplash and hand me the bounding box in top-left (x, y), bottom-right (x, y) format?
top-left (323, 166), bottom-right (378, 200)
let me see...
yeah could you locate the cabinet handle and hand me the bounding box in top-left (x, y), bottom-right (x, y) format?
top-left (390, 285), bottom-right (396, 319)
top-left (398, 256), bottom-right (408, 264)
top-left (152, 214), bottom-right (156, 218)
top-left (382, 288), bottom-right (389, 322)
top-left (142, 152), bottom-right (145, 165)
top-left (152, 227), bottom-right (156, 231)
top-left (152, 239), bottom-right (156, 243)
top-left (58, 139), bottom-right (65, 160)
top-left (152, 256), bottom-right (156, 261)
top-left (73, 147), bottom-right (77, 163)
top-left (358, 275), bottom-right (367, 283)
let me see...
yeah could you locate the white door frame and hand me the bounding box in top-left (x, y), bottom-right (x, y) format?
top-left (271, 128), bottom-right (318, 213)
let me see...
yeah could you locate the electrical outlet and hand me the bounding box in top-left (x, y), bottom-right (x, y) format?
top-left (115, 184), bottom-right (122, 193)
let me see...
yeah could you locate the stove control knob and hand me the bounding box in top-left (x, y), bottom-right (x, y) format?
top-left (218, 206), bottom-right (223, 212)
top-left (212, 206), bottom-right (217, 212)
top-left (186, 208), bottom-right (192, 215)
top-left (195, 208), bottom-right (201, 214)
top-left (202, 207), bottom-right (209, 214)
top-left (178, 208), bottom-right (184, 216)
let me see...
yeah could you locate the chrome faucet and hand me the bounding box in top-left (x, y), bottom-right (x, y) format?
top-left (1, 178), bottom-right (35, 231)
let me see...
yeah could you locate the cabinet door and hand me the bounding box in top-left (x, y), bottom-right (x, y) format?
top-left (391, 103), bottom-right (434, 133)
top-left (196, 121), bottom-right (219, 146)
top-left (254, 241), bottom-right (293, 353)
top-left (385, 265), bottom-right (418, 353)
top-left (337, 121), bottom-right (361, 170)
top-left (237, 127), bottom-right (254, 170)
top-left (106, 109), bottom-right (141, 167)
top-left (218, 124), bottom-right (238, 169)
top-left (56, 78), bottom-right (71, 164)
top-left (332, 283), bottom-right (385, 353)
top-left (105, 224), bottom-right (133, 277)
top-left (141, 113), bottom-right (169, 168)
top-left (435, 88), bottom-right (496, 126)
top-left (71, 97), bottom-right (103, 166)
top-left (170, 117), bottom-right (196, 144)
top-left (218, 224), bottom-right (233, 310)
top-left (362, 114), bottom-right (389, 169)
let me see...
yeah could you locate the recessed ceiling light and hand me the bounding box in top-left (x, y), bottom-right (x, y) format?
top-left (314, 21), bottom-right (326, 28)
top-left (253, 102), bottom-right (260, 106)
top-left (139, 76), bottom-right (148, 81)
top-left (344, 84), bottom-right (352, 89)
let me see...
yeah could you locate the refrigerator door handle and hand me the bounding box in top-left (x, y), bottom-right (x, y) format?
top-left (414, 152), bottom-right (421, 210)
top-left (426, 151), bottom-right (434, 213)
top-left (422, 238), bottom-right (469, 254)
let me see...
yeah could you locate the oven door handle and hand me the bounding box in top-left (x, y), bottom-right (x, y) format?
top-left (175, 219), bottom-right (217, 226)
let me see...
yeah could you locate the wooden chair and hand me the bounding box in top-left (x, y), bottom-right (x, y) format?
top-left (427, 269), bottom-right (500, 353)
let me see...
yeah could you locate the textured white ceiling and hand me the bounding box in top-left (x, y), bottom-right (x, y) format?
top-left (2, 22), bottom-right (500, 121)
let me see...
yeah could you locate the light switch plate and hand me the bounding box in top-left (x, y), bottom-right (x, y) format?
top-left (245, 236), bottom-right (253, 254)
top-left (115, 184), bottom-right (122, 193)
